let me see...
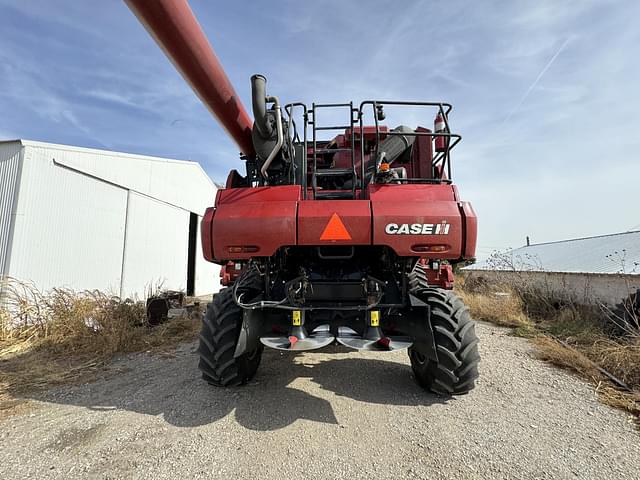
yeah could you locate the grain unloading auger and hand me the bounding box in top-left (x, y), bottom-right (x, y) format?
top-left (126, 0), bottom-right (480, 395)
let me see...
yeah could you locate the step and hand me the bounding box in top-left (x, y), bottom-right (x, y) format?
top-left (314, 190), bottom-right (355, 200)
top-left (313, 148), bottom-right (352, 155)
top-left (314, 125), bottom-right (352, 131)
top-left (314, 168), bottom-right (355, 177)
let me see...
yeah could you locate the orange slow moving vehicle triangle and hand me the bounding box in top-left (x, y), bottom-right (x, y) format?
top-left (320, 213), bottom-right (352, 241)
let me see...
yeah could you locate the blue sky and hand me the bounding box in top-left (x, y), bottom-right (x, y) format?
top-left (1, 0), bottom-right (639, 258)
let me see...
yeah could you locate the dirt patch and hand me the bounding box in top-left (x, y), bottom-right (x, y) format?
top-left (46, 424), bottom-right (106, 452)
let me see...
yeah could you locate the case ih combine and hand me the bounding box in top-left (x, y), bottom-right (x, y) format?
top-left (126, 0), bottom-right (480, 395)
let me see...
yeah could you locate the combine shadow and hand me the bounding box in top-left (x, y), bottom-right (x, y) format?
top-left (27, 346), bottom-right (449, 431)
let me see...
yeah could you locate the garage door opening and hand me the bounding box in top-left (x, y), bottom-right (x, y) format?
top-left (186, 212), bottom-right (198, 296)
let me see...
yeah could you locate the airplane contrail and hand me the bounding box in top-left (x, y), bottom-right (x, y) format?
top-left (501, 36), bottom-right (572, 126)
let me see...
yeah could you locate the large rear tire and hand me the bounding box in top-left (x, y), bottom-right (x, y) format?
top-left (408, 267), bottom-right (480, 395)
top-left (198, 287), bottom-right (263, 387)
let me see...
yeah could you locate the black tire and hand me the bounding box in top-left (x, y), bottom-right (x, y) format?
top-left (408, 266), bottom-right (480, 395)
top-left (198, 287), bottom-right (263, 386)
top-left (408, 262), bottom-right (429, 292)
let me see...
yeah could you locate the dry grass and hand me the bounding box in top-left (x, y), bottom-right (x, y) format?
top-left (0, 279), bottom-right (201, 412)
top-left (585, 339), bottom-right (640, 392)
top-left (458, 289), bottom-right (532, 329)
top-left (458, 273), bottom-right (640, 422)
top-left (532, 336), bottom-right (601, 382)
top-left (533, 336), bottom-right (640, 418)
top-left (456, 276), bottom-right (536, 335)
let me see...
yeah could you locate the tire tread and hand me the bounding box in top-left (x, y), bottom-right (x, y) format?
top-left (197, 285), bottom-right (262, 387)
top-left (408, 263), bottom-right (481, 395)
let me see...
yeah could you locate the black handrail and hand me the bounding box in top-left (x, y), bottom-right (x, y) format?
top-left (285, 100), bottom-right (462, 198)
top-left (359, 100), bottom-right (461, 186)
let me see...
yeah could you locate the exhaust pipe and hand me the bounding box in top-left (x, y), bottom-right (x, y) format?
top-left (251, 74), bottom-right (283, 178)
top-left (260, 99), bottom-right (283, 178)
top-left (251, 74), bottom-right (272, 139)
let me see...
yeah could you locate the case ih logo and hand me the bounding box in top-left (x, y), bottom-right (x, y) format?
top-left (385, 222), bottom-right (451, 235)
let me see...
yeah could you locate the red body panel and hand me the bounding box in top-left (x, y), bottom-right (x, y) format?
top-left (368, 184), bottom-right (456, 202)
top-left (410, 127), bottom-right (433, 179)
top-left (211, 186), bottom-right (300, 259)
top-left (204, 183), bottom-right (477, 262)
top-left (201, 207), bottom-right (215, 262)
top-left (460, 201), bottom-right (478, 258)
top-left (370, 186), bottom-right (463, 259)
top-left (298, 200), bottom-right (371, 245)
top-left (217, 185), bottom-right (302, 204)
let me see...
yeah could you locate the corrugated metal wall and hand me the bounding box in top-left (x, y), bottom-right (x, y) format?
top-left (9, 144), bottom-right (128, 293)
top-left (0, 142), bottom-right (23, 276)
top-left (50, 142), bottom-right (214, 215)
top-left (2, 141), bottom-right (220, 298)
top-left (120, 192), bottom-right (190, 299)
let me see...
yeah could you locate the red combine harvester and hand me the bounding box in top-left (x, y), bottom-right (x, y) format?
top-left (126, 0), bottom-right (480, 395)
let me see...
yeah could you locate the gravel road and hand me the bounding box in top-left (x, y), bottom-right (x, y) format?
top-left (1, 322), bottom-right (638, 479)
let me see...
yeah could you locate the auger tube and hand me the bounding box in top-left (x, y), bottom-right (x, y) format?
top-left (124, 0), bottom-right (255, 157)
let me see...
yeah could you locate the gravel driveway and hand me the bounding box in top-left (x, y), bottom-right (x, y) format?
top-left (1, 322), bottom-right (638, 479)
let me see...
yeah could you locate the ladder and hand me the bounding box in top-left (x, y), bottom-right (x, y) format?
top-left (309, 102), bottom-right (358, 200)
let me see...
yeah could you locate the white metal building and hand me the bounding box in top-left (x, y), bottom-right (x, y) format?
top-left (0, 139), bottom-right (221, 299)
top-left (469, 231), bottom-right (640, 275)
top-left (465, 231), bottom-right (640, 305)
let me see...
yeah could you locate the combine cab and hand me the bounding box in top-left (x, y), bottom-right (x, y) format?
top-left (126, 0), bottom-right (480, 395)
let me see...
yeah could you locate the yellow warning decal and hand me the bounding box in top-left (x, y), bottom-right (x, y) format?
top-left (292, 310), bottom-right (302, 326)
top-left (370, 310), bottom-right (380, 327)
